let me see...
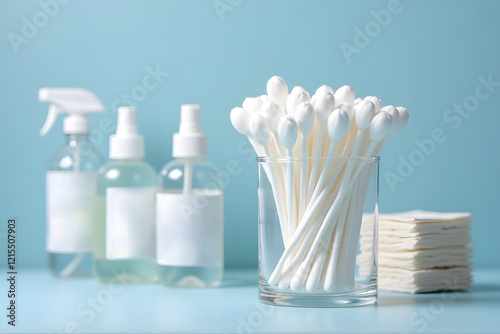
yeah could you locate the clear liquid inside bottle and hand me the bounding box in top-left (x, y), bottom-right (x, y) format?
top-left (48, 134), bottom-right (102, 278)
top-left (95, 159), bottom-right (159, 284)
top-left (158, 158), bottom-right (224, 287)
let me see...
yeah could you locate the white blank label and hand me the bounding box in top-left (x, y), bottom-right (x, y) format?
top-left (106, 187), bottom-right (156, 260)
top-left (156, 190), bottom-right (223, 267)
top-left (46, 171), bottom-right (97, 253)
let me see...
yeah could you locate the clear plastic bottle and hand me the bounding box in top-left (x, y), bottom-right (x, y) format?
top-left (157, 105), bottom-right (224, 287)
top-left (39, 87), bottom-right (106, 278)
top-left (48, 134), bottom-right (102, 277)
top-left (94, 107), bottom-right (158, 283)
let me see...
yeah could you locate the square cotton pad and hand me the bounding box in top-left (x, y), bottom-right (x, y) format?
top-left (357, 210), bottom-right (472, 293)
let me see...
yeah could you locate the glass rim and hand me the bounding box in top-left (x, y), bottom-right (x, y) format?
top-left (257, 156), bottom-right (380, 163)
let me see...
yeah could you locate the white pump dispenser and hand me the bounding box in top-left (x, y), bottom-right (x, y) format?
top-left (109, 107), bottom-right (144, 160)
top-left (39, 88), bottom-right (105, 135)
top-left (39, 87), bottom-right (105, 278)
top-left (172, 104), bottom-right (207, 158)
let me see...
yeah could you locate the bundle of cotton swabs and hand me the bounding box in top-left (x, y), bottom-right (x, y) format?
top-left (230, 76), bottom-right (409, 293)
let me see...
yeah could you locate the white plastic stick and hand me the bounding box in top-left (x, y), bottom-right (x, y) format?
top-left (183, 160), bottom-right (192, 194)
top-left (295, 102), bottom-right (315, 221)
top-left (306, 91), bottom-right (335, 205)
top-left (278, 115), bottom-right (299, 241)
top-left (286, 150), bottom-right (295, 240)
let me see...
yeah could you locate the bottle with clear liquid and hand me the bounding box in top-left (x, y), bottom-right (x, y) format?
top-left (47, 134), bottom-right (102, 277)
top-left (157, 104), bottom-right (224, 287)
top-left (39, 88), bottom-right (105, 278)
top-left (94, 106), bottom-right (158, 283)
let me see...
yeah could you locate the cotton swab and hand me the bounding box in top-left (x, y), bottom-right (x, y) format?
top-left (278, 115), bottom-right (299, 241)
top-left (286, 91), bottom-right (310, 116)
top-left (250, 114), bottom-right (272, 156)
top-left (311, 85), bottom-right (334, 108)
top-left (259, 95), bottom-right (271, 102)
top-left (230, 107), bottom-right (263, 155)
top-left (266, 76), bottom-right (288, 108)
top-left (291, 86), bottom-right (310, 97)
top-left (373, 106), bottom-right (408, 155)
top-left (261, 100), bottom-right (286, 156)
top-left (396, 107), bottom-right (409, 131)
top-left (295, 102), bottom-right (316, 220)
top-left (360, 111), bottom-right (393, 157)
top-left (309, 108), bottom-right (350, 208)
top-left (249, 113), bottom-right (289, 243)
top-left (334, 85), bottom-right (355, 105)
top-left (305, 91), bottom-right (335, 205)
top-left (316, 85), bottom-right (335, 95)
top-left (364, 96), bottom-right (382, 113)
top-left (232, 107), bottom-right (286, 241)
top-left (243, 97), bottom-right (264, 115)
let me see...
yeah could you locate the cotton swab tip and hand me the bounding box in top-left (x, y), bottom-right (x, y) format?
top-left (334, 85), bottom-right (355, 105)
top-left (259, 95), bottom-right (271, 102)
top-left (336, 102), bottom-right (354, 119)
top-left (291, 86), bottom-right (310, 97)
top-left (364, 96), bottom-right (382, 113)
top-left (315, 92), bottom-right (336, 123)
top-left (278, 115), bottom-right (299, 149)
top-left (380, 105), bottom-right (400, 136)
top-left (249, 114), bottom-right (271, 144)
top-left (230, 107), bottom-right (250, 136)
top-left (327, 108), bottom-right (350, 143)
top-left (396, 107), bottom-right (409, 133)
top-left (316, 85), bottom-right (335, 96)
top-left (355, 100), bottom-right (376, 130)
top-left (295, 102), bottom-right (315, 135)
top-left (286, 91), bottom-right (310, 116)
top-left (369, 111), bottom-right (393, 142)
top-left (261, 100), bottom-right (283, 133)
top-left (267, 76), bottom-right (288, 106)
top-left (243, 97), bottom-right (264, 115)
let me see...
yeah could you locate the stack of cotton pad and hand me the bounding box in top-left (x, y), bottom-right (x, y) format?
top-left (357, 210), bottom-right (472, 293)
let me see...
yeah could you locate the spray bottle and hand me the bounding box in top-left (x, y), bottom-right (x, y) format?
top-left (157, 104), bottom-right (224, 287)
top-left (39, 87), bottom-right (105, 277)
top-left (95, 106), bottom-right (158, 283)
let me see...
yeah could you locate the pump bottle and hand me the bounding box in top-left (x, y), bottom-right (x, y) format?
top-left (39, 88), bottom-right (105, 277)
top-left (157, 104), bottom-right (224, 287)
top-left (95, 106), bottom-right (158, 283)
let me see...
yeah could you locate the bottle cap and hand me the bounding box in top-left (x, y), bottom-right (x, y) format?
top-left (172, 104), bottom-right (207, 158)
top-left (109, 106), bottom-right (145, 160)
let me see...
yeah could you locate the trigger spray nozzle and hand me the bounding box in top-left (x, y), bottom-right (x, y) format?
top-left (39, 88), bottom-right (105, 136)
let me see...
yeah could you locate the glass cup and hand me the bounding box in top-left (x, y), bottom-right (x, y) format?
top-left (258, 157), bottom-right (379, 307)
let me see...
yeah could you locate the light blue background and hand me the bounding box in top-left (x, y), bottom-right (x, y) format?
top-left (1, 0), bottom-right (499, 269)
